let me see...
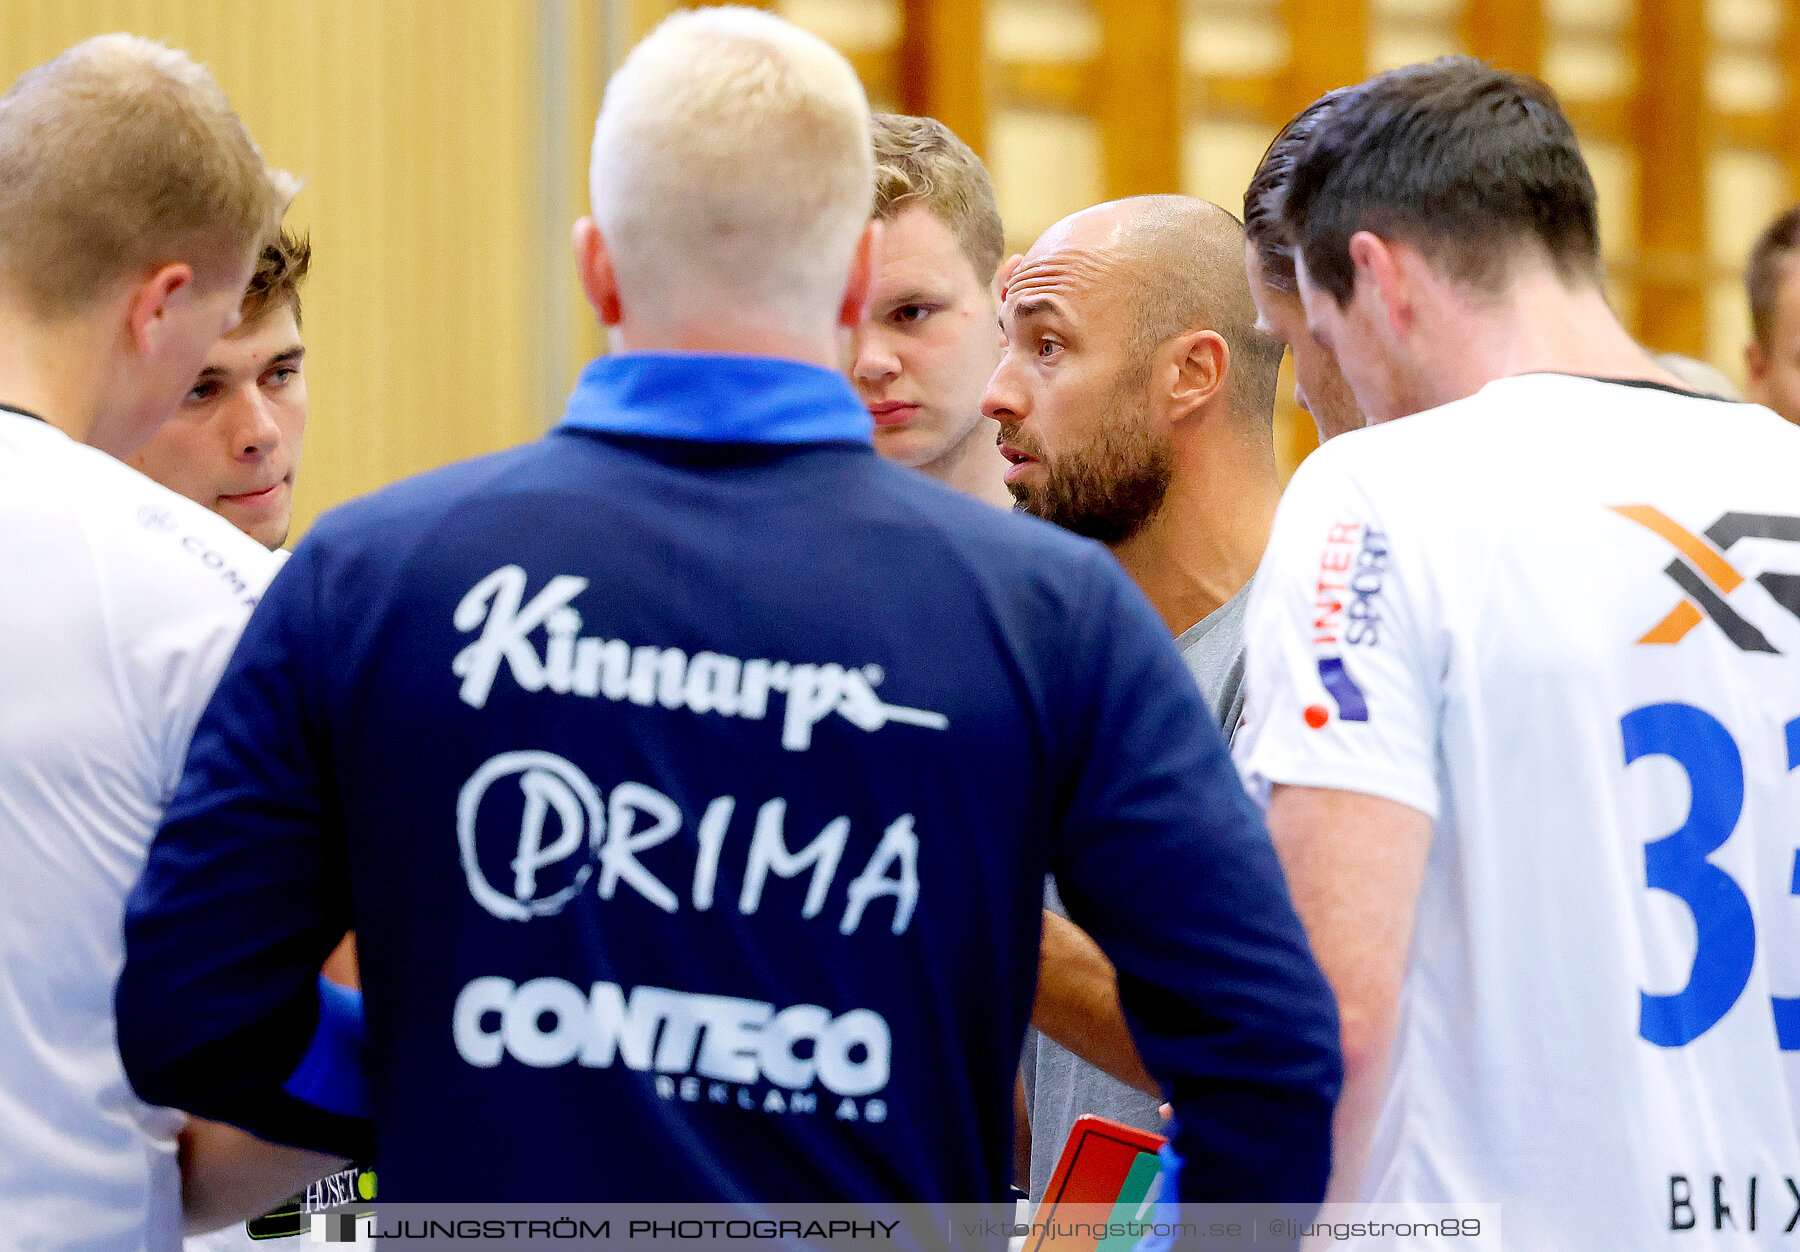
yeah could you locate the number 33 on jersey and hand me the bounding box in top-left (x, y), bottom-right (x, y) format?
top-left (1612, 504), bottom-right (1800, 1054)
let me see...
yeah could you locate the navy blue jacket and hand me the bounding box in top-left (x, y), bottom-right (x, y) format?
top-left (117, 353), bottom-right (1339, 1204)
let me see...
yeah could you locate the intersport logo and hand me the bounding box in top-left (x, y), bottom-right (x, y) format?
top-left (451, 566), bottom-right (948, 751)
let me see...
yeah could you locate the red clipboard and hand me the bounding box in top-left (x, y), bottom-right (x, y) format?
top-left (1024, 1114), bottom-right (1168, 1251)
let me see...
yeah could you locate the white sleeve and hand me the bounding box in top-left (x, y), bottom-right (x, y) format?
top-left (1233, 448), bottom-right (1444, 820)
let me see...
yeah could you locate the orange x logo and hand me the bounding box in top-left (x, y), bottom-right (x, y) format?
top-left (1612, 505), bottom-right (1742, 645)
top-left (1612, 505), bottom-right (1800, 653)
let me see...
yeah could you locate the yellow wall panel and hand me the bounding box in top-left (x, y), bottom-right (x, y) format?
top-left (1182, 118), bottom-right (1275, 212)
top-left (989, 111), bottom-right (1105, 248)
top-left (1708, 276), bottom-right (1753, 388)
top-left (777, 0), bottom-right (898, 52)
top-left (555, 0), bottom-right (609, 409)
top-left (1369, 24), bottom-right (1461, 73)
top-left (0, 1), bottom-right (546, 538)
top-left (1184, 6), bottom-right (1287, 77)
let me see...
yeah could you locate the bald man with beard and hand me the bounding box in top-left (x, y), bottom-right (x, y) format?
top-left (982, 195), bottom-right (1291, 1196)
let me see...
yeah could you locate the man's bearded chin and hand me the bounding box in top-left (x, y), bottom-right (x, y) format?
top-left (1009, 418), bottom-right (1173, 546)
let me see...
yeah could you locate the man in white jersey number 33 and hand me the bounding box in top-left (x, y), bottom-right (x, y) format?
top-left (1235, 57), bottom-right (1800, 1249)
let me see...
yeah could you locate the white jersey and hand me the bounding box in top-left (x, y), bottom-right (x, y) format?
top-left (0, 412), bottom-right (276, 1252)
top-left (1236, 375), bottom-right (1800, 1250)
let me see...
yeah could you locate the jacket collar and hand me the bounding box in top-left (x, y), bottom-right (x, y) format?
top-left (556, 352), bottom-right (872, 445)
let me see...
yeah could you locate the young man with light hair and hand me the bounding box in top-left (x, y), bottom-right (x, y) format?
top-left (116, 5), bottom-right (1339, 1213)
top-left (852, 113), bottom-right (1012, 506)
top-left (1239, 57), bottom-right (1800, 1247)
top-left (0, 33), bottom-right (335, 1252)
top-left (982, 194), bottom-right (1292, 1195)
top-left (132, 229), bottom-right (312, 551)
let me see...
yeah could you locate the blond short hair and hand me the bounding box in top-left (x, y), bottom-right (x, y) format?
top-left (589, 7), bottom-right (873, 337)
top-left (871, 113), bottom-right (1003, 286)
top-left (0, 34), bottom-right (293, 317)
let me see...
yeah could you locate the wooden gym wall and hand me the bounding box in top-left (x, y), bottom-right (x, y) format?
top-left (653, 0), bottom-right (1797, 477)
top-left (0, 1), bottom-right (1788, 529)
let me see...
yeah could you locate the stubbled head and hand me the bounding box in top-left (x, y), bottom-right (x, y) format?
top-left (852, 113), bottom-right (1006, 473)
top-left (983, 195), bottom-right (1284, 544)
top-left (584, 6), bottom-right (874, 341)
top-left (129, 229), bottom-right (312, 550)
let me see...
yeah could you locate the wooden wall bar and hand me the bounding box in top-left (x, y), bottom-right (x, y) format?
top-left (1783, 2), bottom-right (1800, 203)
top-left (900, 0), bottom-right (989, 157)
top-left (1284, 0), bottom-right (1368, 115)
top-left (1464, 0), bottom-right (1543, 77)
top-left (1633, 0), bottom-right (1711, 358)
top-left (1098, 0), bottom-right (1183, 198)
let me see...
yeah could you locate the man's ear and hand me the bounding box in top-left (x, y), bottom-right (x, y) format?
top-left (1166, 328), bottom-right (1230, 423)
top-left (839, 218), bottom-right (881, 331)
top-left (573, 217), bottom-right (622, 326)
top-left (126, 263), bottom-right (197, 357)
top-left (1347, 230), bottom-right (1411, 341)
top-left (1746, 339), bottom-right (1771, 400)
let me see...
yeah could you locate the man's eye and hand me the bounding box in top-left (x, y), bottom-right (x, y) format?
top-left (892, 305), bottom-right (931, 325)
top-left (185, 383), bottom-right (217, 403)
top-left (265, 367), bottom-right (298, 386)
top-left (1036, 338), bottom-right (1061, 359)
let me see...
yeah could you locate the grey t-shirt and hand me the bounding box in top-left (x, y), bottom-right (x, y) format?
top-left (1022, 580), bottom-right (1251, 1197)
top-left (1173, 580), bottom-right (1249, 741)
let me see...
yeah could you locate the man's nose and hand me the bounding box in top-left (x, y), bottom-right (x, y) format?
top-left (226, 386), bottom-right (282, 458)
top-left (850, 326), bottom-right (900, 386)
top-left (980, 354), bottom-right (1024, 423)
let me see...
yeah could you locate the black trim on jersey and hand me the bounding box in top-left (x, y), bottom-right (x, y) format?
top-left (0, 401), bottom-right (47, 423)
top-left (1559, 373), bottom-right (1745, 403)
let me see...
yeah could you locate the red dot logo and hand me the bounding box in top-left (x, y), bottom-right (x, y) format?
top-left (1303, 705), bottom-right (1330, 729)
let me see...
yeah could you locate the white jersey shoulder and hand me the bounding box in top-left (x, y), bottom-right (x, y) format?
top-left (1237, 375), bottom-right (1800, 1250)
top-left (0, 414), bottom-right (279, 1252)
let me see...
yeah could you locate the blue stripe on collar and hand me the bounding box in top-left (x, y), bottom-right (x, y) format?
top-left (556, 352), bottom-right (873, 445)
